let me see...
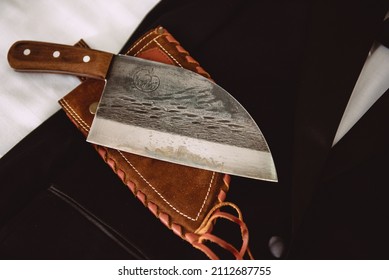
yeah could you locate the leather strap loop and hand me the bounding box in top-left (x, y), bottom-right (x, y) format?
top-left (193, 202), bottom-right (253, 260)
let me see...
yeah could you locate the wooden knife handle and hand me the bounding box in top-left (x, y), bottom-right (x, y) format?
top-left (8, 41), bottom-right (114, 79)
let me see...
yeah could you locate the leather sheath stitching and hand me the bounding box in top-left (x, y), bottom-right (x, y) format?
top-left (126, 30), bottom-right (156, 55)
top-left (153, 39), bottom-right (183, 68)
top-left (119, 149), bottom-right (214, 222)
top-left (59, 99), bottom-right (90, 132)
top-left (133, 35), bottom-right (163, 57)
top-left (60, 97), bottom-right (215, 221)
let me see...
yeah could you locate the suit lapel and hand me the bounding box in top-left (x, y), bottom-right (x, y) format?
top-left (323, 87), bottom-right (389, 181)
top-left (292, 0), bottom-right (388, 233)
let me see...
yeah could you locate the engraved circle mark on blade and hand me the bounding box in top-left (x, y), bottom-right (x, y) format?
top-left (133, 68), bottom-right (160, 93)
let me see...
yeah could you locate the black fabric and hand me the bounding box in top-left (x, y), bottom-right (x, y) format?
top-left (291, 0), bottom-right (387, 233)
top-left (1, 0), bottom-right (389, 259)
top-left (378, 18), bottom-right (389, 47)
top-left (0, 111), bottom-right (205, 259)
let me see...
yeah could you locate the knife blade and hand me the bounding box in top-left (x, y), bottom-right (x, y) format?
top-left (8, 40), bottom-right (277, 181)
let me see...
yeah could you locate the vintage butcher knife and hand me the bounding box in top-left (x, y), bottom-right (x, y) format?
top-left (8, 41), bottom-right (277, 181)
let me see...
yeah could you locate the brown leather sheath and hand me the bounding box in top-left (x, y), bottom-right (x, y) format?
top-left (59, 27), bottom-right (251, 259)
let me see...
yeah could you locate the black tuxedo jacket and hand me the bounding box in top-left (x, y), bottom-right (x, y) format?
top-left (1, 0), bottom-right (388, 259)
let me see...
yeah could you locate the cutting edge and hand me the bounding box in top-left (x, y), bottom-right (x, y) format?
top-left (87, 117), bottom-right (278, 181)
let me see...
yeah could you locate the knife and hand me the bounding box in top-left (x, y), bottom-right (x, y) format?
top-left (8, 41), bottom-right (277, 182)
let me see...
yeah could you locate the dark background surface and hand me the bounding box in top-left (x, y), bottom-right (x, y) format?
top-left (1, 0), bottom-right (389, 259)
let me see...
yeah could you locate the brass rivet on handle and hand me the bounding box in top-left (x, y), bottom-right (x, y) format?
top-left (89, 102), bottom-right (98, 115)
